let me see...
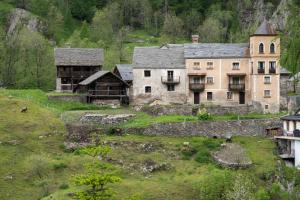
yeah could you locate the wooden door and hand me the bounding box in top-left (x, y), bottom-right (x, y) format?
top-left (239, 92), bottom-right (245, 104)
top-left (194, 92), bottom-right (200, 104)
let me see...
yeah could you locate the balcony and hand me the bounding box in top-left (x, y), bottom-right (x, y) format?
top-left (269, 68), bottom-right (276, 74)
top-left (189, 83), bottom-right (205, 91)
top-left (258, 68), bottom-right (265, 74)
top-left (161, 76), bottom-right (180, 84)
top-left (88, 90), bottom-right (127, 97)
top-left (61, 84), bottom-right (73, 91)
top-left (229, 83), bottom-right (245, 91)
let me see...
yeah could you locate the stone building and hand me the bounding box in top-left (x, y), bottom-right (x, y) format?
top-left (132, 20), bottom-right (281, 113)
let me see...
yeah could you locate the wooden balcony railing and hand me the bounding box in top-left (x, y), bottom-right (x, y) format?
top-left (258, 68), bottom-right (265, 74)
top-left (229, 83), bottom-right (245, 91)
top-left (161, 76), bottom-right (180, 84)
top-left (269, 68), bottom-right (276, 74)
top-left (189, 83), bottom-right (205, 91)
top-left (58, 71), bottom-right (97, 78)
top-left (88, 90), bottom-right (127, 96)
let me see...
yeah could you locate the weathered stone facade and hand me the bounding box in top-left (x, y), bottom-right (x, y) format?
top-left (80, 114), bottom-right (135, 124)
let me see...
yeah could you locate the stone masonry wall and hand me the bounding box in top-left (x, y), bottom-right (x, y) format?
top-left (124, 119), bottom-right (281, 137)
top-left (48, 95), bottom-right (87, 103)
top-left (139, 103), bottom-right (263, 116)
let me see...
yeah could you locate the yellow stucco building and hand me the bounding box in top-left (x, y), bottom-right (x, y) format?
top-left (132, 20), bottom-right (280, 113)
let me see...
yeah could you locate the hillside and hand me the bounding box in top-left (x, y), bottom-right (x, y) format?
top-left (0, 89), bottom-right (300, 200)
top-left (0, 0), bottom-right (299, 90)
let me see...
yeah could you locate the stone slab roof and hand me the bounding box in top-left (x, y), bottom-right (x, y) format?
top-left (54, 48), bottom-right (104, 66)
top-left (280, 67), bottom-right (291, 75)
top-left (79, 71), bottom-right (109, 85)
top-left (133, 44), bottom-right (185, 69)
top-left (184, 43), bottom-right (249, 59)
top-left (115, 64), bottom-right (133, 81)
top-left (281, 114), bottom-right (300, 121)
top-left (254, 19), bottom-right (277, 35)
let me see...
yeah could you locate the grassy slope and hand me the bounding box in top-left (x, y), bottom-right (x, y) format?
top-left (0, 89), bottom-right (279, 199)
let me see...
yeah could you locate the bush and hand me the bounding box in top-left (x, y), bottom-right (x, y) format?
top-left (53, 162), bottom-right (68, 170)
top-left (59, 183), bottom-right (69, 190)
top-left (195, 149), bottom-right (211, 164)
top-left (197, 108), bottom-right (213, 121)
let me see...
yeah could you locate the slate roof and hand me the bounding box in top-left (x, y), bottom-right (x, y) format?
top-left (253, 19), bottom-right (277, 35)
top-left (79, 71), bottom-right (129, 86)
top-left (54, 48), bottom-right (104, 66)
top-left (79, 71), bottom-right (109, 85)
top-left (115, 64), bottom-right (133, 82)
top-left (133, 44), bottom-right (185, 69)
top-left (184, 43), bottom-right (249, 59)
top-left (280, 68), bottom-right (291, 75)
top-left (281, 114), bottom-right (300, 121)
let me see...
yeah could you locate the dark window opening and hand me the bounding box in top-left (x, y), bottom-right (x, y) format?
top-left (259, 43), bottom-right (264, 54)
top-left (167, 85), bottom-right (175, 91)
top-left (145, 86), bottom-right (151, 93)
top-left (207, 92), bottom-right (213, 101)
top-left (144, 70), bottom-right (151, 77)
top-left (270, 43), bottom-right (275, 53)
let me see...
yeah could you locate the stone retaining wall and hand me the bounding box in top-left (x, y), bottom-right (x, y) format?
top-left (124, 119), bottom-right (281, 137)
top-left (67, 119), bottom-right (282, 142)
top-left (139, 103), bottom-right (263, 116)
top-left (48, 95), bottom-right (87, 103)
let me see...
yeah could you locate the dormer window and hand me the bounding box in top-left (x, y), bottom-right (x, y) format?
top-left (270, 43), bottom-right (275, 54)
top-left (259, 43), bottom-right (264, 54)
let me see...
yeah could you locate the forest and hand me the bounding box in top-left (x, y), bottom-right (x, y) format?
top-left (0, 0), bottom-right (299, 90)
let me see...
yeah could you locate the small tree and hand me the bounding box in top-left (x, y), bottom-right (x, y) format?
top-left (74, 146), bottom-right (121, 200)
top-left (162, 13), bottom-right (184, 43)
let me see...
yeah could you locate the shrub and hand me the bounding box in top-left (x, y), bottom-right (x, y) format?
top-left (53, 162), bottom-right (68, 170)
top-left (197, 108), bottom-right (213, 121)
top-left (198, 169), bottom-right (233, 200)
top-left (195, 149), bottom-right (211, 164)
top-left (24, 155), bottom-right (52, 179)
top-left (59, 183), bottom-right (69, 190)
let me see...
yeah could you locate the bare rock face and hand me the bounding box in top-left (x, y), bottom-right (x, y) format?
top-left (7, 8), bottom-right (44, 36)
top-left (213, 143), bottom-right (252, 169)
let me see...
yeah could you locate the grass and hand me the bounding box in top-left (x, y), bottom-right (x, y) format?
top-left (0, 89), bottom-right (281, 200)
top-left (0, 89), bottom-right (108, 115)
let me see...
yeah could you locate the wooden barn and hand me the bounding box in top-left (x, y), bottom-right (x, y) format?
top-left (77, 71), bottom-right (129, 105)
top-left (54, 48), bottom-right (104, 92)
top-left (113, 64), bottom-right (133, 85)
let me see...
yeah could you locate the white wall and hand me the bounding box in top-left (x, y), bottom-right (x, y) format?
top-left (295, 141), bottom-right (300, 168)
top-left (132, 68), bottom-right (187, 105)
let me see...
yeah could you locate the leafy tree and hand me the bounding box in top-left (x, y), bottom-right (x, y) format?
top-left (70, 0), bottom-right (97, 22)
top-left (74, 146), bottom-right (121, 200)
top-left (162, 13), bottom-right (184, 43)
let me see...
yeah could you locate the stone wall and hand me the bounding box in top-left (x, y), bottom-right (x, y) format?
top-left (123, 119), bottom-right (281, 137)
top-left (48, 94), bottom-right (87, 103)
top-left (139, 103), bottom-right (263, 116)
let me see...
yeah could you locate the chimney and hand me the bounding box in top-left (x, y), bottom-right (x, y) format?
top-left (192, 35), bottom-right (199, 44)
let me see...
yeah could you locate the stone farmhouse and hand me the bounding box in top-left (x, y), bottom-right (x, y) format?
top-left (132, 20), bottom-right (281, 113)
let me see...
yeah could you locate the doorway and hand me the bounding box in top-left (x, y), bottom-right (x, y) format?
top-left (239, 92), bottom-right (245, 104)
top-left (194, 92), bottom-right (200, 104)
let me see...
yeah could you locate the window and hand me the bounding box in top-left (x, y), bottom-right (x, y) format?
top-left (265, 104), bottom-right (269, 110)
top-left (167, 71), bottom-right (174, 80)
top-left (232, 77), bottom-right (240, 84)
top-left (227, 92), bottom-right (233, 100)
top-left (264, 90), bottom-right (271, 98)
top-left (287, 121), bottom-right (290, 131)
top-left (193, 77), bottom-right (201, 84)
top-left (259, 43), bottom-right (264, 54)
top-left (232, 62), bottom-right (240, 70)
top-left (207, 62), bottom-right (213, 69)
top-left (269, 61), bottom-right (276, 73)
top-left (207, 77), bottom-right (214, 84)
top-left (145, 86), bottom-right (151, 93)
top-left (207, 92), bottom-right (213, 101)
top-left (270, 43), bottom-right (275, 53)
top-left (167, 85), bottom-right (175, 91)
top-left (294, 121), bottom-right (297, 131)
top-left (144, 70), bottom-right (151, 77)
top-left (264, 76), bottom-right (271, 84)
top-left (194, 62), bottom-right (200, 66)
top-left (258, 61), bottom-right (265, 73)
